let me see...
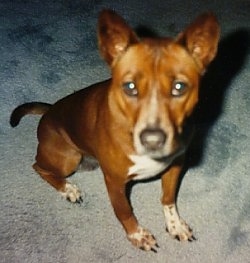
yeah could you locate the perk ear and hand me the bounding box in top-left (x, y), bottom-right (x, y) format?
top-left (176, 12), bottom-right (220, 74)
top-left (98, 9), bottom-right (139, 66)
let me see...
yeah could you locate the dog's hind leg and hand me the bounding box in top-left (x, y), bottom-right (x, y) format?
top-left (33, 126), bottom-right (83, 203)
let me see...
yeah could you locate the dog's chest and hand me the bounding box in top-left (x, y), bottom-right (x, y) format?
top-left (127, 155), bottom-right (171, 180)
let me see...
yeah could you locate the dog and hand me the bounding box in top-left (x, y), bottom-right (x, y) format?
top-left (10, 9), bottom-right (220, 251)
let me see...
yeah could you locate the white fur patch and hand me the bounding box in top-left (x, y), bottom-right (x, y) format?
top-left (60, 182), bottom-right (82, 203)
top-left (163, 204), bottom-right (193, 241)
top-left (128, 154), bottom-right (171, 180)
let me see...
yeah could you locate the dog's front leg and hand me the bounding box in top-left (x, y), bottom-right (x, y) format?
top-left (161, 156), bottom-right (195, 241)
top-left (104, 174), bottom-right (157, 251)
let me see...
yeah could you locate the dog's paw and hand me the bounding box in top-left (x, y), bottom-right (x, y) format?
top-left (127, 226), bottom-right (158, 252)
top-left (60, 182), bottom-right (83, 203)
top-left (163, 204), bottom-right (195, 241)
top-left (167, 217), bottom-right (195, 241)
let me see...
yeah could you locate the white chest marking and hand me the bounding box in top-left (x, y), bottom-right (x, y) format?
top-left (128, 155), bottom-right (171, 180)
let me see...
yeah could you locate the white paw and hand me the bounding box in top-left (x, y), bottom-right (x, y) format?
top-left (163, 204), bottom-right (195, 241)
top-left (60, 182), bottom-right (83, 203)
top-left (127, 226), bottom-right (158, 251)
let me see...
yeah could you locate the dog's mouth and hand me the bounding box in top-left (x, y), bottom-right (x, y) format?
top-left (151, 144), bottom-right (186, 163)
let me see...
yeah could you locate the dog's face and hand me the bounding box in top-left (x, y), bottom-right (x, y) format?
top-left (98, 10), bottom-right (220, 160)
top-left (111, 41), bottom-right (199, 159)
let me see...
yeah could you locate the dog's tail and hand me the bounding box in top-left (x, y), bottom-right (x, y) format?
top-left (10, 102), bottom-right (51, 127)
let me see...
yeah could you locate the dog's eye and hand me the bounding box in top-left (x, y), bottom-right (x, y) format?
top-left (123, 82), bottom-right (138, 97)
top-left (171, 81), bottom-right (187, 97)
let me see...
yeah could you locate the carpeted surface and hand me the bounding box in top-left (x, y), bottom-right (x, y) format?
top-left (1, 1), bottom-right (249, 262)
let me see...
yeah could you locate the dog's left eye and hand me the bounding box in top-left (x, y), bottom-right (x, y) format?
top-left (123, 82), bottom-right (138, 97)
top-left (171, 81), bottom-right (187, 97)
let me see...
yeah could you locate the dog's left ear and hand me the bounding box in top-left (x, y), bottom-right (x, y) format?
top-left (98, 9), bottom-right (139, 66)
top-left (176, 12), bottom-right (220, 74)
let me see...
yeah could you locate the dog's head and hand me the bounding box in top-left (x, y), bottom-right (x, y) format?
top-left (98, 10), bottom-right (220, 161)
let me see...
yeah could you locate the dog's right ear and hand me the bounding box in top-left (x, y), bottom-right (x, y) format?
top-left (98, 9), bottom-right (138, 66)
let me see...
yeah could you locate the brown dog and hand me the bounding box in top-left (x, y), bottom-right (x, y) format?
top-left (10, 10), bottom-right (220, 251)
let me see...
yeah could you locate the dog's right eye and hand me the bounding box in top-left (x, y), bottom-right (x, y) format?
top-left (122, 82), bottom-right (138, 97)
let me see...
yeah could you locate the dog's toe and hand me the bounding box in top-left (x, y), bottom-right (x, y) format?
top-left (76, 196), bottom-right (84, 203)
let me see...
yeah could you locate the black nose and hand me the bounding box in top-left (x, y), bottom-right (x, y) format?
top-left (140, 128), bottom-right (166, 151)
